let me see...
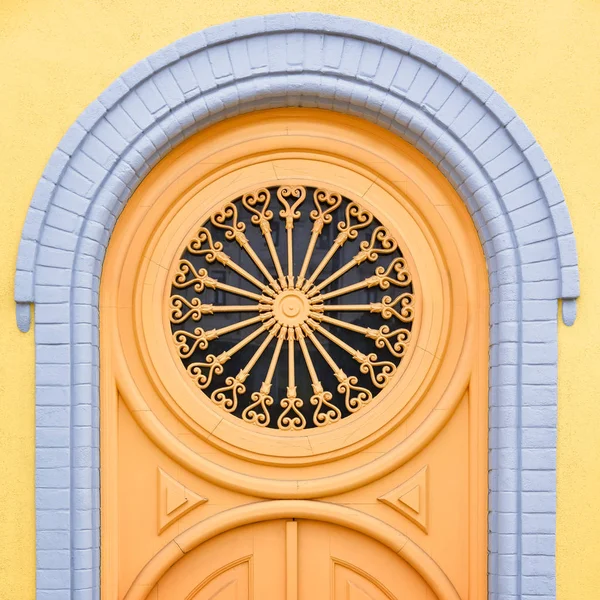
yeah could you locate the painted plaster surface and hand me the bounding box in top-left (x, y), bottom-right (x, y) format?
top-left (0, 2), bottom-right (598, 599)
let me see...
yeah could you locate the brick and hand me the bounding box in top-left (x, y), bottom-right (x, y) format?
top-left (36, 386), bottom-right (70, 406)
top-left (522, 491), bottom-right (556, 513)
top-left (522, 428), bottom-right (556, 449)
top-left (390, 55), bottom-right (420, 94)
top-left (37, 568), bottom-right (71, 590)
top-left (561, 265), bottom-right (579, 298)
top-left (409, 38), bottom-right (442, 65)
top-left (134, 80), bottom-right (168, 116)
top-left (422, 75), bottom-right (456, 112)
top-left (37, 489), bottom-right (70, 510)
top-left (37, 448), bottom-right (70, 468)
top-left (43, 149), bottom-right (70, 184)
top-left (437, 52), bottom-right (468, 81)
top-left (461, 71), bottom-right (494, 102)
top-left (37, 406), bottom-right (70, 428)
top-left (521, 341), bottom-right (558, 364)
top-left (522, 406), bottom-right (557, 428)
top-left (495, 162), bottom-right (535, 195)
top-left (37, 468), bottom-right (70, 489)
top-left (524, 143), bottom-right (552, 177)
top-left (522, 555), bottom-right (555, 576)
top-left (522, 575), bottom-right (554, 595)
top-left (36, 427), bottom-right (70, 448)
top-left (37, 549), bottom-right (70, 571)
top-left (522, 300), bottom-right (558, 321)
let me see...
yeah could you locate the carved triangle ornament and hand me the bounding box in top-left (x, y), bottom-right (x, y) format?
top-left (158, 468), bottom-right (207, 533)
top-left (377, 465), bottom-right (428, 532)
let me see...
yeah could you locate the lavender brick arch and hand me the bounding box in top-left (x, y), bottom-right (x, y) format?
top-left (14, 13), bottom-right (578, 599)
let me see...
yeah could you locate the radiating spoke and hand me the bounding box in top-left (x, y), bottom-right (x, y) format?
top-left (300, 322), bottom-right (373, 413)
top-left (296, 189), bottom-right (343, 289)
top-left (174, 258), bottom-right (276, 303)
top-left (320, 292), bottom-right (415, 323)
top-left (317, 314), bottom-right (411, 358)
top-left (316, 257), bottom-right (411, 302)
top-left (185, 227), bottom-right (276, 297)
top-left (242, 188), bottom-right (287, 288)
top-left (277, 186), bottom-right (306, 288)
top-left (169, 295), bottom-right (265, 324)
top-left (308, 318), bottom-right (397, 389)
top-left (277, 326), bottom-right (306, 430)
top-left (307, 226), bottom-right (398, 297)
top-left (301, 201), bottom-right (373, 292)
top-left (242, 326), bottom-right (287, 427)
top-left (172, 314), bottom-right (272, 358)
top-left (211, 202), bottom-right (283, 292)
top-left (214, 282), bottom-right (267, 303)
top-left (187, 321), bottom-right (274, 390)
top-left (297, 327), bottom-right (342, 426)
top-left (210, 323), bottom-right (280, 412)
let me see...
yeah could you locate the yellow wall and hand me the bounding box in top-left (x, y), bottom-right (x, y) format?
top-left (0, 0), bottom-right (598, 598)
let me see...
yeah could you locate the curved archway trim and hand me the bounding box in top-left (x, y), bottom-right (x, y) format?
top-left (14, 13), bottom-right (577, 599)
top-left (124, 500), bottom-right (461, 600)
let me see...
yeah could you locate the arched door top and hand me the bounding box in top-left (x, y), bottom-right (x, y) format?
top-left (14, 13), bottom-right (579, 332)
top-left (14, 13), bottom-right (577, 600)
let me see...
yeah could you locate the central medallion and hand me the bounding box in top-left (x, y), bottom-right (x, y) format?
top-left (272, 289), bottom-right (312, 327)
top-left (169, 184), bottom-right (415, 430)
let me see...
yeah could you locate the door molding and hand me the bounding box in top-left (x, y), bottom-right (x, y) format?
top-left (123, 500), bottom-right (461, 600)
top-left (14, 13), bottom-right (578, 599)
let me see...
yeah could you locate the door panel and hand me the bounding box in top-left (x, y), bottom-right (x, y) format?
top-left (336, 568), bottom-right (393, 600)
top-left (188, 562), bottom-right (249, 600)
top-left (101, 109), bottom-right (488, 599)
top-left (299, 521), bottom-right (432, 600)
top-left (152, 520), bottom-right (436, 600)
top-left (152, 521), bottom-right (286, 599)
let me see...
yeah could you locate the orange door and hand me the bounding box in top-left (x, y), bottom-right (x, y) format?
top-left (297, 521), bottom-right (437, 600)
top-left (148, 520), bottom-right (438, 599)
top-left (150, 521), bottom-right (287, 599)
top-left (100, 109), bottom-right (488, 600)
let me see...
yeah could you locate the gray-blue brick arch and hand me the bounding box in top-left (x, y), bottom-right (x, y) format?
top-left (14, 13), bottom-right (577, 599)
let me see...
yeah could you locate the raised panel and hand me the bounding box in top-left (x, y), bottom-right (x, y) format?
top-left (299, 521), bottom-right (434, 600)
top-left (335, 566), bottom-right (393, 600)
top-left (153, 521), bottom-right (286, 599)
top-left (187, 562), bottom-right (248, 600)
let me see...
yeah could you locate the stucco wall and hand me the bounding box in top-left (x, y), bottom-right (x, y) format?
top-left (0, 1), bottom-right (598, 599)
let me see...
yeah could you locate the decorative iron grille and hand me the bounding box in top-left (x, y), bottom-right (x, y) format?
top-left (169, 185), bottom-right (415, 430)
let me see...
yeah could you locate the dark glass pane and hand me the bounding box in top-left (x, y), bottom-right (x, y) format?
top-left (169, 185), bottom-right (414, 430)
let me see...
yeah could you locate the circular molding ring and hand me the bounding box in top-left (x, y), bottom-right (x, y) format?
top-left (108, 110), bottom-right (476, 494)
top-left (118, 116), bottom-right (466, 468)
top-left (123, 500), bottom-right (461, 600)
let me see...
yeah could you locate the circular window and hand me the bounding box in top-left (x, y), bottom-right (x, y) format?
top-left (168, 185), bottom-right (415, 430)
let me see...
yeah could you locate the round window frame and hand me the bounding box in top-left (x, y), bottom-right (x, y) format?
top-left (165, 183), bottom-right (417, 431)
top-left (111, 110), bottom-right (475, 467)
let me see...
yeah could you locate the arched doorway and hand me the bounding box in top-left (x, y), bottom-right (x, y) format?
top-left (16, 14), bottom-right (577, 598)
top-left (100, 109), bottom-right (488, 598)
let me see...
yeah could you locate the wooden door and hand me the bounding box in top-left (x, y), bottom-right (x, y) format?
top-left (147, 520), bottom-right (439, 599)
top-left (297, 520), bottom-right (438, 600)
top-left (150, 521), bottom-right (287, 599)
top-left (100, 109), bottom-right (488, 600)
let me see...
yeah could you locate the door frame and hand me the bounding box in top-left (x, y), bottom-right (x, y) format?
top-left (15, 13), bottom-right (578, 599)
